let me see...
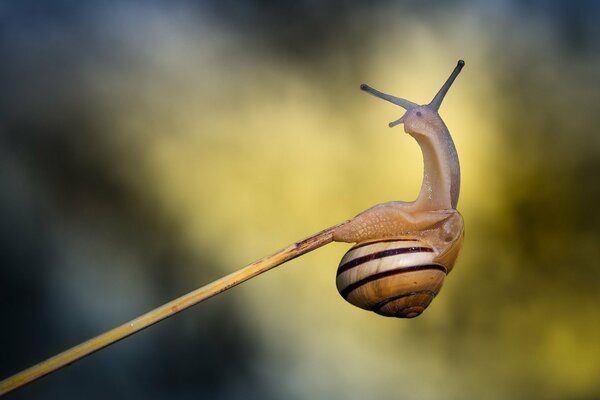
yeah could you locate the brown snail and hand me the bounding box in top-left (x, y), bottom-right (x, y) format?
top-left (1, 60), bottom-right (466, 394)
top-left (333, 60), bottom-right (466, 318)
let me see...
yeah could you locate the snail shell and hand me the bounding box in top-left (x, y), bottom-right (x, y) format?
top-left (336, 236), bottom-right (459, 318)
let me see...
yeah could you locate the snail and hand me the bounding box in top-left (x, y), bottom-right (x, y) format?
top-left (1, 60), bottom-right (466, 394)
top-left (333, 60), bottom-right (465, 318)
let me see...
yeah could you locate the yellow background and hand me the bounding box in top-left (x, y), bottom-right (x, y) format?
top-left (1, 1), bottom-right (599, 398)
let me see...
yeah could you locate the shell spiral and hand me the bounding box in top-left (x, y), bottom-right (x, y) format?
top-left (336, 238), bottom-right (447, 318)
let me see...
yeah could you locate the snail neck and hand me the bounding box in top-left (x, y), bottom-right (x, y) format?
top-left (411, 120), bottom-right (460, 211)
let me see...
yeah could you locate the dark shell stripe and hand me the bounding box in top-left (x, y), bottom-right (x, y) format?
top-left (349, 238), bottom-right (419, 251)
top-left (339, 264), bottom-right (447, 299)
top-left (370, 289), bottom-right (438, 313)
top-left (337, 246), bottom-right (434, 276)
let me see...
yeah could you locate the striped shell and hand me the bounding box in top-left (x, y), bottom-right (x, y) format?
top-left (336, 238), bottom-right (447, 318)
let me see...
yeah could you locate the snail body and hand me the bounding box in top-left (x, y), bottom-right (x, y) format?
top-left (333, 60), bottom-right (466, 318)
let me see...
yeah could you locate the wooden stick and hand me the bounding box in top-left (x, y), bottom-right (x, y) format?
top-left (0, 222), bottom-right (346, 396)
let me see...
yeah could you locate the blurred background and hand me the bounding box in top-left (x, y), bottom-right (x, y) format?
top-left (1, 0), bottom-right (599, 398)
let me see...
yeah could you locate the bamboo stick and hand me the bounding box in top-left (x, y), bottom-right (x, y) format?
top-left (0, 222), bottom-right (345, 396)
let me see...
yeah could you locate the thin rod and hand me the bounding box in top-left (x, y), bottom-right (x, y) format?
top-left (0, 222), bottom-right (346, 396)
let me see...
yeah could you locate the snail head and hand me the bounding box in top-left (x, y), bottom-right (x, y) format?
top-left (360, 60), bottom-right (465, 139)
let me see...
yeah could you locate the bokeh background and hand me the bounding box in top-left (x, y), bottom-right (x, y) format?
top-left (1, 1), bottom-right (600, 399)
